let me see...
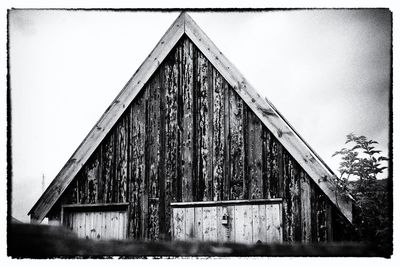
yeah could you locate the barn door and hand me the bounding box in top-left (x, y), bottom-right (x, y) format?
top-left (171, 199), bottom-right (282, 244)
top-left (62, 203), bottom-right (129, 240)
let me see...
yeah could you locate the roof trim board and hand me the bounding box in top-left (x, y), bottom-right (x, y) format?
top-left (29, 12), bottom-right (353, 224)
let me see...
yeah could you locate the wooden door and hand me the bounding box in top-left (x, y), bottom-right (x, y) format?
top-left (62, 204), bottom-right (128, 240)
top-left (171, 199), bottom-right (282, 244)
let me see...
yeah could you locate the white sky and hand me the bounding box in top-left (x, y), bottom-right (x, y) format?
top-left (8, 10), bottom-right (391, 223)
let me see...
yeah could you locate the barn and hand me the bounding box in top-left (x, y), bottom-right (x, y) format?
top-left (29, 12), bottom-right (354, 244)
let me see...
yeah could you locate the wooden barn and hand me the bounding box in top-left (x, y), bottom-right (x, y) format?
top-left (29, 12), bottom-right (354, 244)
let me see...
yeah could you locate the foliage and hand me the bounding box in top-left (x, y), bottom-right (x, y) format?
top-left (332, 133), bottom-right (391, 254)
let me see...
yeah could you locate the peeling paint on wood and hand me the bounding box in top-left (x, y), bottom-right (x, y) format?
top-left (196, 50), bottom-right (212, 201)
top-left (229, 90), bottom-right (245, 200)
top-left (212, 69), bottom-right (225, 201)
top-left (102, 133), bottom-right (114, 203)
top-left (147, 73), bottom-right (161, 240)
top-left (164, 48), bottom-right (179, 237)
top-left (300, 170), bottom-right (312, 243)
top-left (247, 111), bottom-right (263, 199)
top-left (181, 38), bottom-right (194, 202)
top-left (128, 93), bottom-right (146, 239)
top-left (115, 116), bottom-right (128, 203)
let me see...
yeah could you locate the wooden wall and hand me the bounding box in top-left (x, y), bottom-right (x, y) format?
top-left (48, 35), bottom-right (347, 243)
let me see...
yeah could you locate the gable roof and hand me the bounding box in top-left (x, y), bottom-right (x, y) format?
top-left (29, 12), bottom-right (353, 224)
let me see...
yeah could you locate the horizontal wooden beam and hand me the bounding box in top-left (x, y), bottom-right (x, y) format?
top-left (170, 198), bottom-right (283, 208)
top-left (61, 203), bottom-right (129, 212)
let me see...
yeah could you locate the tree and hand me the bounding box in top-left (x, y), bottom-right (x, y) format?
top-left (332, 133), bottom-right (390, 255)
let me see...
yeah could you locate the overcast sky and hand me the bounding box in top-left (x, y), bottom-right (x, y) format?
top-left (9, 9), bottom-right (391, 222)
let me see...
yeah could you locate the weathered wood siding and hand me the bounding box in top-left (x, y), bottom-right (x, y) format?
top-left (63, 209), bottom-right (128, 240)
top-left (49, 35), bottom-right (343, 243)
top-left (171, 201), bottom-right (282, 244)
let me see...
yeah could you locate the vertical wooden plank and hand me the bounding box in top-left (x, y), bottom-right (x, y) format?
top-left (316, 188), bottom-right (328, 242)
top-left (128, 92), bottom-right (146, 239)
top-left (75, 213), bottom-right (80, 237)
top-left (267, 132), bottom-right (280, 198)
top-left (227, 205), bottom-right (235, 242)
top-left (108, 211), bottom-right (113, 240)
top-left (164, 50), bottom-right (179, 238)
top-left (283, 155), bottom-right (302, 242)
top-left (173, 208), bottom-right (185, 240)
top-left (216, 206), bottom-right (225, 242)
top-left (210, 207), bottom-right (217, 241)
top-left (102, 133), bottom-right (114, 203)
top-left (79, 212), bottom-right (84, 238)
top-left (98, 211), bottom-right (102, 240)
top-left (310, 181), bottom-right (318, 242)
top-left (292, 160), bottom-right (302, 242)
top-left (202, 207), bottom-right (211, 241)
top-left (115, 115), bottom-right (128, 203)
top-left (84, 153), bottom-right (99, 204)
top-left (212, 70), bottom-right (225, 201)
top-left (77, 173), bottom-right (87, 204)
top-left (259, 204), bottom-right (268, 243)
top-left (148, 69), bottom-right (161, 240)
top-left (326, 203), bottom-right (333, 242)
top-left (185, 207), bottom-right (195, 240)
top-left (300, 170), bottom-right (312, 243)
top-left (91, 212), bottom-right (96, 239)
top-left (202, 206), bottom-right (216, 242)
top-left (73, 212), bottom-right (78, 237)
top-left (85, 213), bottom-right (89, 239)
top-left (110, 212), bottom-right (115, 239)
top-left (148, 199), bottom-right (160, 240)
top-left (158, 68), bottom-right (167, 239)
top-left (118, 212), bottom-right (122, 240)
top-left (69, 212), bottom-right (73, 231)
top-left (124, 211), bottom-right (128, 239)
top-left (94, 211), bottom-right (99, 240)
top-left (216, 206), bottom-right (235, 242)
top-left (229, 90), bottom-right (245, 200)
top-left (252, 205), bottom-right (261, 243)
top-left (194, 207), bottom-right (203, 241)
top-left (234, 205), bottom-right (252, 244)
top-left (118, 212), bottom-right (123, 240)
top-left (196, 50), bottom-right (212, 201)
top-left (282, 151), bottom-right (290, 242)
top-left (87, 212), bottom-right (92, 239)
top-left (72, 213), bottom-right (76, 236)
top-left (97, 146), bottom-right (104, 204)
top-left (142, 88), bottom-right (150, 240)
top-left (261, 127), bottom-right (270, 199)
top-left (223, 83), bottom-right (230, 200)
top-left (267, 203), bottom-right (282, 243)
top-left (82, 212), bottom-right (90, 239)
top-left (274, 203), bottom-right (283, 243)
top-left (266, 204), bottom-right (272, 243)
top-left (77, 212), bottom-right (82, 238)
top-left (181, 38), bottom-right (194, 202)
top-left (93, 212), bottom-right (98, 239)
top-left (247, 112), bottom-right (263, 199)
top-left (104, 211), bottom-right (109, 240)
top-left (115, 212), bottom-right (119, 240)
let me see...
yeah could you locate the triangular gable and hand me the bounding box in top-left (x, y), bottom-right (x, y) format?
top-left (29, 12), bottom-right (353, 223)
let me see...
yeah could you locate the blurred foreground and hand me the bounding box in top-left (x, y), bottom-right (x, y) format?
top-left (8, 223), bottom-right (383, 258)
